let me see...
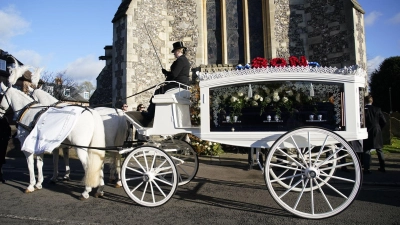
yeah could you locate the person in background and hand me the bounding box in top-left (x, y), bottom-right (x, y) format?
top-left (122, 104), bottom-right (129, 112)
top-left (363, 95), bottom-right (386, 174)
top-left (136, 104), bottom-right (146, 112)
top-left (0, 116), bottom-right (11, 183)
top-left (247, 148), bottom-right (264, 171)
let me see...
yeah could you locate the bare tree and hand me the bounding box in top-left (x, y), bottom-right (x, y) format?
top-left (77, 81), bottom-right (96, 94)
top-left (39, 71), bottom-right (78, 100)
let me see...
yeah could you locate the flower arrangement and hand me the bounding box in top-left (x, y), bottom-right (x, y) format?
top-left (188, 134), bottom-right (224, 156)
top-left (189, 82), bottom-right (201, 125)
top-left (236, 63), bottom-right (251, 70)
top-left (251, 57), bottom-right (268, 68)
top-left (211, 81), bottom-right (321, 126)
top-left (270, 57), bottom-right (287, 67)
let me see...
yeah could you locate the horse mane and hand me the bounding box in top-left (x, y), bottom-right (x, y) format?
top-left (31, 67), bottom-right (44, 87)
top-left (9, 65), bottom-right (32, 85)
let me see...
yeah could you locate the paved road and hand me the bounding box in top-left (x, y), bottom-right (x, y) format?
top-left (0, 152), bottom-right (400, 224)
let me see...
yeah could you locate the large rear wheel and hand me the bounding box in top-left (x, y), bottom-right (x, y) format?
top-left (264, 127), bottom-right (362, 219)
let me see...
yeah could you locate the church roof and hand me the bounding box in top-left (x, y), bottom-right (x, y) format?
top-left (112, 0), bottom-right (133, 23)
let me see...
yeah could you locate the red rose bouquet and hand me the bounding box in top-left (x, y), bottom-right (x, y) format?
top-left (299, 56), bottom-right (308, 66)
top-left (270, 58), bottom-right (287, 67)
top-left (251, 57), bottom-right (268, 68)
top-left (289, 56), bottom-right (300, 66)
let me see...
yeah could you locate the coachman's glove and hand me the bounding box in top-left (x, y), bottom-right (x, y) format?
top-left (162, 69), bottom-right (168, 75)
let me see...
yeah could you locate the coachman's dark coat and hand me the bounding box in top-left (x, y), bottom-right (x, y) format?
top-left (363, 104), bottom-right (386, 150)
top-left (164, 54), bottom-right (190, 91)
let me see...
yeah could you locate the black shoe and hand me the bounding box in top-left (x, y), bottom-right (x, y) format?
top-left (378, 168), bottom-right (386, 173)
top-left (246, 165), bottom-right (252, 171)
top-left (1, 178), bottom-right (5, 183)
top-left (363, 169), bottom-right (372, 174)
top-left (341, 166), bottom-right (350, 172)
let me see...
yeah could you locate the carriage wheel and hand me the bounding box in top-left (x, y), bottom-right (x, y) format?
top-left (121, 146), bottom-right (178, 207)
top-left (264, 127), bottom-right (362, 219)
top-left (269, 144), bottom-right (337, 192)
top-left (161, 139), bottom-right (199, 186)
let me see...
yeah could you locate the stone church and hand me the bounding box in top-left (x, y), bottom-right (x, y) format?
top-left (90, 0), bottom-right (366, 111)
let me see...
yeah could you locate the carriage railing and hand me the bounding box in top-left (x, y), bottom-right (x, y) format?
top-left (152, 81), bottom-right (191, 98)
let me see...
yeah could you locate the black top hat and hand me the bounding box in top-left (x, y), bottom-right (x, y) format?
top-left (171, 41), bottom-right (187, 53)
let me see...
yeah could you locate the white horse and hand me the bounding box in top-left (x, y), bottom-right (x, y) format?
top-left (0, 83), bottom-right (105, 199)
top-left (28, 86), bottom-right (128, 188)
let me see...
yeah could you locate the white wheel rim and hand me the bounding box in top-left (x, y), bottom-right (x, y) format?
top-left (121, 146), bottom-right (178, 207)
top-left (161, 139), bottom-right (199, 186)
top-left (265, 127), bottom-right (362, 219)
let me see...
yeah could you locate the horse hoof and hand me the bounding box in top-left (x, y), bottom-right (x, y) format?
top-left (109, 179), bottom-right (116, 183)
top-left (63, 177), bottom-right (71, 181)
top-left (114, 183), bottom-right (122, 188)
top-left (94, 192), bottom-right (104, 198)
top-left (79, 195), bottom-right (88, 201)
top-left (25, 189), bottom-right (34, 193)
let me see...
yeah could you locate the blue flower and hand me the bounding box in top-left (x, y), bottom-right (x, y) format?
top-left (308, 62), bottom-right (321, 67)
top-left (244, 63), bottom-right (251, 69)
top-left (236, 64), bottom-right (244, 70)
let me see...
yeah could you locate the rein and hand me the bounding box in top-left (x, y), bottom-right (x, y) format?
top-left (59, 140), bottom-right (147, 151)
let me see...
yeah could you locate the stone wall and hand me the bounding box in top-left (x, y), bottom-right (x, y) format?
top-left (272, 0), bottom-right (365, 68)
top-left (110, 0), bottom-right (199, 110)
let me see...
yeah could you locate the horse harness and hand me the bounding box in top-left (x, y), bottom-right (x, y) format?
top-left (2, 86), bottom-right (93, 132)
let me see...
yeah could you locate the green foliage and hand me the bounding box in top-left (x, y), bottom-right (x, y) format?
top-left (383, 137), bottom-right (400, 154)
top-left (369, 56), bottom-right (400, 113)
top-left (188, 134), bottom-right (224, 156)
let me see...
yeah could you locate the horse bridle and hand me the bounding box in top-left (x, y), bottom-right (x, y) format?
top-left (0, 86), bottom-right (11, 116)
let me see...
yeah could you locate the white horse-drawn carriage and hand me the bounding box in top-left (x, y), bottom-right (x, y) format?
top-left (0, 64), bottom-right (367, 219)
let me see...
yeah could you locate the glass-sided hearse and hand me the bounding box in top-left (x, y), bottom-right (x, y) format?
top-left (122, 65), bottom-right (368, 219)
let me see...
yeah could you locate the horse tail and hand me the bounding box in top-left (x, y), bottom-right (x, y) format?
top-left (85, 110), bottom-right (106, 188)
top-left (115, 109), bottom-right (128, 145)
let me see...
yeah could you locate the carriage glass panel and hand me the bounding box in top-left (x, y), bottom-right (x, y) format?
top-left (209, 81), bottom-right (345, 132)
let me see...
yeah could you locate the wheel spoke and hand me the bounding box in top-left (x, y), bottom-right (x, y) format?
top-left (315, 145), bottom-right (345, 168)
top-left (130, 181), bottom-right (144, 194)
top-left (316, 177), bottom-right (348, 199)
top-left (278, 177), bottom-right (304, 198)
top-left (313, 178), bottom-right (334, 211)
top-left (288, 166), bottom-right (299, 187)
top-left (153, 176), bottom-right (174, 186)
top-left (270, 162), bottom-right (303, 171)
top-left (132, 155), bottom-right (147, 172)
top-left (151, 180), bottom-right (167, 197)
top-left (125, 176), bottom-right (142, 181)
top-left (310, 177), bottom-right (314, 215)
top-left (290, 136), bottom-right (308, 166)
top-left (293, 179), bottom-right (309, 210)
top-left (319, 171), bottom-right (356, 183)
top-left (150, 181), bottom-right (155, 203)
top-left (312, 135), bottom-right (329, 167)
top-left (276, 148), bottom-right (306, 169)
top-left (141, 182), bottom-right (149, 201)
top-left (126, 166), bottom-right (144, 174)
top-left (269, 172), bottom-right (303, 183)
